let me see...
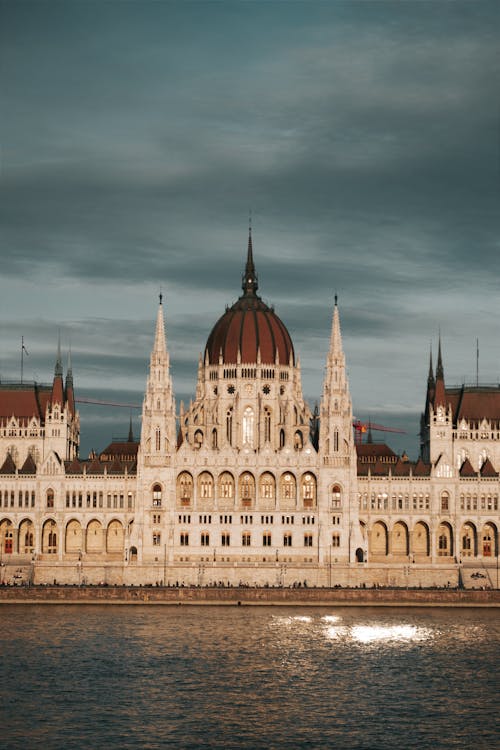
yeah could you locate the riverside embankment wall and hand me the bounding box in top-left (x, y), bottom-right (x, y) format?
top-left (0, 586), bottom-right (498, 606)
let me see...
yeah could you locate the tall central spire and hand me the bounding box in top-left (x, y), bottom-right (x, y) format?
top-left (241, 227), bottom-right (258, 296)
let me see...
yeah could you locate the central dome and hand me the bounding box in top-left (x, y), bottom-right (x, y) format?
top-left (204, 232), bottom-right (295, 366)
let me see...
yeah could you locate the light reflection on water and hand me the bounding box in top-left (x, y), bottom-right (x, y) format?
top-left (0, 605), bottom-right (497, 750)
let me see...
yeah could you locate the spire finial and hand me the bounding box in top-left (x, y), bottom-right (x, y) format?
top-left (66, 346), bottom-right (74, 387)
top-left (436, 333), bottom-right (444, 380)
top-left (334, 293), bottom-right (338, 306)
top-left (159, 285), bottom-right (163, 305)
top-left (55, 330), bottom-right (63, 377)
top-left (427, 343), bottom-right (434, 384)
top-left (242, 225), bottom-right (258, 295)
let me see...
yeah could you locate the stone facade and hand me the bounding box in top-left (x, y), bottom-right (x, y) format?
top-left (0, 234), bottom-right (498, 588)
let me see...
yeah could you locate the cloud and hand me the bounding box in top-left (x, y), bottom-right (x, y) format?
top-left (1, 1), bottom-right (499, 459)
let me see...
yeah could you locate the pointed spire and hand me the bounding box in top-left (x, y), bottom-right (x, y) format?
top-left (434, 335), bottom-right (446, 408)
top-left (51, 333), bottom-right (64, 406)
top-left (128, 415), bottom-right (134, 443)
top-left (55, 331), bottom-right (63, 377)
top-left (242, 226), bottom-right (258, 295)
top-left (367, 420), bottom-right (373, 444)
top-left (65, 347), bottom-right (75, 415)
top-left (427, 344), bottom-right (434, 387)
top-left (436, 335), bottom-right (444, 380)
top-left (153, 295), bottom-right (167, 355)
top-left (66, 348), bottom-right (73, 388)
top-left (329, 297), bottom-right (343, 357)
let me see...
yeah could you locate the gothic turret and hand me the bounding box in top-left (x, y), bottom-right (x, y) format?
top-left (139, 294), bottom-right (176, 459)
top-left (51, 336), bottom-right (64, 407)
top-left (319, 296), bottom-right (354, 455)
top-left (434, 337), bottom-right (446, 409)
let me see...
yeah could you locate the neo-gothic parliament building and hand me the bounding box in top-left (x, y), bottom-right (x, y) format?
top-left (0, 233), bottom-right (498, 588)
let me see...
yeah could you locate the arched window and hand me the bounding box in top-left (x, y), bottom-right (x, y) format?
top-left (441, 492), bottom-right (450, 512)
top-left (239, 473), bottom-right (255, 506)
top-left (259, 473), bottom-right (275, 502)
top-left (279, 429), bottom-right (285, 449)
top-left (264, 408), bottom-right (271, 443)
top-left (294, 431), bottom-right (303, 450)
top-left (226, 408), bottom-right (233, 446)
top-left (280, 473), bottom-right (296, 502)
top-left (43, 520), bottom-right (58, 554)
top-left (155, 428), bottom-right (161, 452)
top-left (331, 485), bottom-right (342, 508)
top-left (152, 484), bottom-right (162, 507)
top-left (198, 472), bottom-right (214, 500)
top-left (333, 429), bottom-right (339, 452)
top-left (212, 429), bottom-right (218, 449)
top-left (177, 473), bottom-right (193, 504)
top-left (46, 488), bottom-right (54, 508)
top-left (1, 520), bottom-right (13, 554)
top-left (301, 473), bottom-right (316, 507)
top-left (243, 407), bottom-right (254, 446)
top-left (219, 472), bottom-right (235, 500)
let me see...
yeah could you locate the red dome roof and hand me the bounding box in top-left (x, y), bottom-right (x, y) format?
top-left (204, 233), bottom-right (295, 366)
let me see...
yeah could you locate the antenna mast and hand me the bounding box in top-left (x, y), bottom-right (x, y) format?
top-left (21, 337), bottom-right (29, 384)
top-left (476, 338), bottom-right (479, 387)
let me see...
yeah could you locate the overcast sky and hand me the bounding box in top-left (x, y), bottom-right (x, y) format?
top-left (1, 0), bottom-right (499, 459)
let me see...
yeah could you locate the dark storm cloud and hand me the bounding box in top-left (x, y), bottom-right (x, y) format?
top-left (1, 0), bottom-right (499, 457)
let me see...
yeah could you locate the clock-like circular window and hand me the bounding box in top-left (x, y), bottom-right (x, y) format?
top-left (227, 385), bottom-right (235, 394)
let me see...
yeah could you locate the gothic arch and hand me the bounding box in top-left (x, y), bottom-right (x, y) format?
top-left (437, 521), bottom-right (453, 557)
top-left (239, 472), bottom-right (256, 507)
top-left (481, 522), bottom-right (497, 557)
top-left (331, 484), bottom-right (342, 509)
top-left (301, 472), bottom-right (316, 508)
top-left (412, 521), bottom-right (430, 558)
top-left (370, 521), bottom-right (388, 557)
top-left (86, 519), bottom-right (104, 554)
top-left (19, 518), bottom-right (35, 554)
top-left (106, 520), bottom-right (124, 555)
top-left (152, 483), bottom-right (163, 508)
top-left (258, 472), bottom-right (276, 507)
top-left (460, 522), bottom-right (477, 558)
top-left (218, 472), bottom-right (235, 506)
top-left (177, 472), bottom-right (193, 505)
top-left (279, 472), bottom-right (296, 507)
top-left (391, 521), bottom-right (409, 558)
top-left (42, 519), bottom-right (58, 554)
top-left (65, 519), bottom-right (83, 555)
top-left (198, 472), bottom-right (214, 502)
top-left (0, 519), bottom-right (14, 554)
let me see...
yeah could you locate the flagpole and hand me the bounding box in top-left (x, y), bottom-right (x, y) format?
top-left (21, 337), bottom-right (29, 384)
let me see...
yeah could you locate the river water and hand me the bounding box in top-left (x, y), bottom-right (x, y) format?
top-left (0, 605), bottom-right (497, 749)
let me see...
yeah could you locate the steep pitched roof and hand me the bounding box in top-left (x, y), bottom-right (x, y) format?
top-left (0, 453), bottom-right (17, 474)
top-left (413, 458), bottom-right (431, 477)
top-left (356, 443), bottom-right (397, 463)
top-left (445, 386), bottom-right (500, 423)
top-left (459, 458), bottom-right (476, 477)
top-left (0, 383), bottom-right (52, 422)
top-left (19, 454), bottom-right (37, 474)
top-left (65, 457), bottom-right (84, 475)
top-left (392, 459), bottom-right (412, 477)
top-left (87, 457), bottom-right (105, 475)
top-left (107, 457), bottom-right (128, 474)
top-left (99, 440), bottom-right (139, 463)
top-left (480, 458), bottom-right (498, 477)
